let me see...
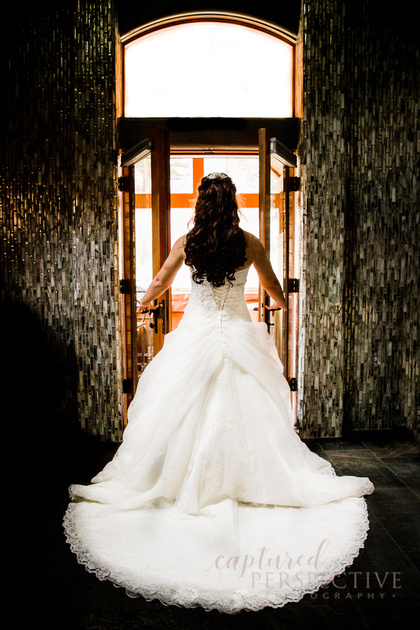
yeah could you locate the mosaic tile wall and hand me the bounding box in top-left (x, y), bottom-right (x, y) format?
top-left (1, 0), bottom-right (124, 441)
top-left (298, 0), bottom-right (419, 438)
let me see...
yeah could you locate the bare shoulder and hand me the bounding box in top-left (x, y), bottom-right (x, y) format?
top-left (172, 234), bottom-right (187, 259)
top-left (242, 230), bottom-right (264, 261)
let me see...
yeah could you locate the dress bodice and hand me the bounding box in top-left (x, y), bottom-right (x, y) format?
top-left (182, 267), bottom-right (251, 324)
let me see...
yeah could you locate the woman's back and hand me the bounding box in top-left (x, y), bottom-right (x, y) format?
top-left (183, 265), bottom-right (251, 324)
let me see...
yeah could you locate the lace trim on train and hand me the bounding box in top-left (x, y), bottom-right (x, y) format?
top-left (63, 498), bottom-right (371, 614)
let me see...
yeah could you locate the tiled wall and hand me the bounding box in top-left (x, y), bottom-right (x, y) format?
top-left (1, 1), bottom-right (418, 442)
top-left (298, 1), bottom-right (419, 438)
top-left (1, 1), bottom-right (124, 441)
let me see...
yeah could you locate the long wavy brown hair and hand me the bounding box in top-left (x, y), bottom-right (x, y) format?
top-left (184, 173), bottom-right (247, 287)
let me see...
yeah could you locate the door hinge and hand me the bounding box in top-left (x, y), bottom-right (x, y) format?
top-left (119, 279), bottom-right (130, 294)
top-left (287, 176), bottom-right (300, 192)
top-left (122, 378), bottom-right (132, 394)
top-left (289, 377), bottom-right (298, 392)
top-left (288, 278), bottom-right (300, 293)
top-left (118, 176), bottom-right (129, 192)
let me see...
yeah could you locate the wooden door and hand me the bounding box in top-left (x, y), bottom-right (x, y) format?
top-left (259, 128), bottom-right (299, 388)
top-left (120, 129), bottom-right (170, 411)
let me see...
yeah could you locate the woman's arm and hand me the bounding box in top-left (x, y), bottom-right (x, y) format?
top-left (247, 233), bottom-right (287, 310)
top-left (139, 235), bottom-right (186, 310)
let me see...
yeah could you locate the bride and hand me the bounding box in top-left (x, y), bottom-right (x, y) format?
top-left (64, 172), bottom-right (374, 613)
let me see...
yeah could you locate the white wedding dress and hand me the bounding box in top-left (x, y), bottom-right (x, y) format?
top-left (63, 266), bottom-right (374, 613)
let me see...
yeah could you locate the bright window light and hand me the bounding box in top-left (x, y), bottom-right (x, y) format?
top-left (124, 22), bottom-right (293, 118)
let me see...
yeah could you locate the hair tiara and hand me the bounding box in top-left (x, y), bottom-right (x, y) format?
top-left (204, 172), bottom-right (230, 180)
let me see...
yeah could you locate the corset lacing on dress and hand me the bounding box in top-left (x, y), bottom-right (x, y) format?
top-left (183, 267), bottom-right (251, 325)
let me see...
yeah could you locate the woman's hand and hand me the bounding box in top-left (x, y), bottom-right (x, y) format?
top-left (138, 301), bottom-right (153, 313)
top-left (266, 301), bottom-right (287, 311)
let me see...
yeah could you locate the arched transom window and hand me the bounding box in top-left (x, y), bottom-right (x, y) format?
top-left (123, 17), bottom-right (294, 118)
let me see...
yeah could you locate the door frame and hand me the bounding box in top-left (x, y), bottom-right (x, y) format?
top-left (119, 117), bottom-right (300, 154)
top-left (118, 123), bottom-right (300, 419)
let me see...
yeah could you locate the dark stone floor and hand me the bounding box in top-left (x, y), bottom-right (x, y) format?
top-left (22, 429), bottom-right (420, 629)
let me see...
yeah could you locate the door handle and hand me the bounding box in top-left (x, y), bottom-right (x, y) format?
top-left (150, 301), bottom-right (165, 333)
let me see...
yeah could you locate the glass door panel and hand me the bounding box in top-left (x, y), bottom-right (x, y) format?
top-left (169, 157), bottom-right (197, 329)
top-left (259, 128), bottom-right (297, 380)
top-left (269, 154), bottom-right (287, 371)
top-left (134, 154), bottom-right (155, 377)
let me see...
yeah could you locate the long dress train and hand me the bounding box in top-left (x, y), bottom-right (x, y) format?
top-left (63, 266), bottom-right (374, 613)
